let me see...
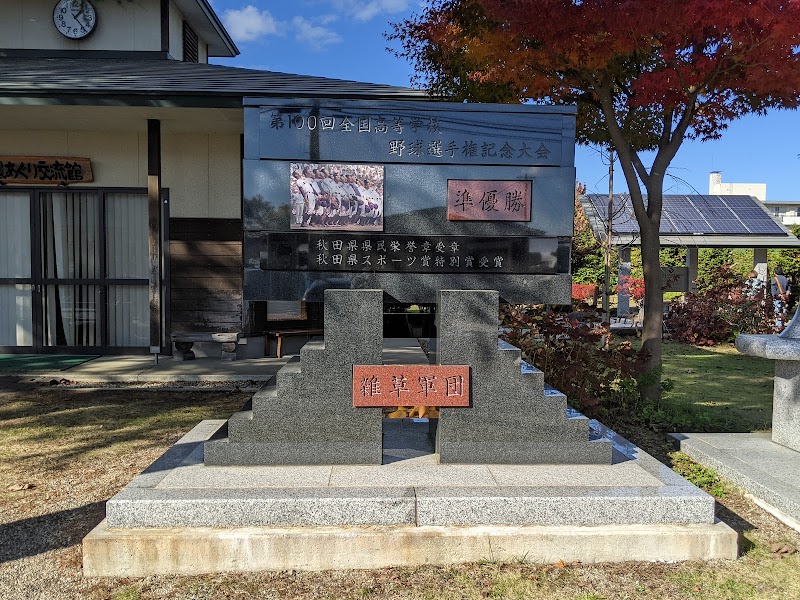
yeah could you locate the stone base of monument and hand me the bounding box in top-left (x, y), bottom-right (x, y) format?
top-left (83, 417), bottom-right (738, 576)
top-left (83, 290), bottom-right (738, 575)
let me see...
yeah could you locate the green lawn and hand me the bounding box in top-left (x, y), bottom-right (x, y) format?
top-left (658, 340), bottom-right (774, 432)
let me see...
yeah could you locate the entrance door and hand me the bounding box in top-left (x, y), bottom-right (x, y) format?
top-left (0, 188), bottom-right (151, 353)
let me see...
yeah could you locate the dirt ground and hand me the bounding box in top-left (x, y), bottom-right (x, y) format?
top-left (1, 376), bottom-right (799, 600)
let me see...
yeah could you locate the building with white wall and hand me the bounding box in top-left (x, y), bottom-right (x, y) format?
top-left (709, 171), bottom-right (800, 226)
top-left (0, 0), bottom-right (424, 354)
top-left (709, 171), bottom-right (767, 201)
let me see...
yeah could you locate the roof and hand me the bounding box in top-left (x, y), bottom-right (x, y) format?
top-left (0, 57), bottom-right (429, 107)
top-left (580, 194), bottom-right (800, 248)
top-left (175, 0), bottom-right (239, 57)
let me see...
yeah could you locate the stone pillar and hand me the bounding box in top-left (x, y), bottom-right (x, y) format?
top-left (753, 248), bottom-right (768, 282)
top-left (773, 361), bottom-right (800, 452)
top-left (617, 246), bottom-right (631, 317)
top-left (686, 247), bottom-right (699, 294)
top-left (434, 289), bottom-right (611, 464)
top-left (736, 317), bottom-right (800, 453)
top-left (204, 288), bottom-right (384, 465)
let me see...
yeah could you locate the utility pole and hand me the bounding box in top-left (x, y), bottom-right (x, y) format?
top-left (603, 148), bottom-right (614, 325)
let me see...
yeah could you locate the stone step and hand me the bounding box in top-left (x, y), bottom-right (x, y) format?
top-left (414, 483), bottom-right (713, 526)
top-left (106, 485), bottom-right (412, 528)
top-left (434, 413), bottom-right (591, 442)
top-left (437, 439), bottom-right (613, 465)
top-left (105, 478), bottom-right (712, 529)
top-left (227, 410), bottom-right (383, 443)
top-left (204, 436), bottom-right (384, 466)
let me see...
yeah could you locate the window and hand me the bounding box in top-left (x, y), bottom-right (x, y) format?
top-left (0, 188), bottom-right (150, 349)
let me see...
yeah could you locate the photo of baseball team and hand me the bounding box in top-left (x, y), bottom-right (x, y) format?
top-left (290, 163), bottom-right (384, 231)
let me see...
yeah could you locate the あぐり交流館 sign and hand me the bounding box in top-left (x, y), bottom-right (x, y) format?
top-left (0, 156), bottom-right (94, 185)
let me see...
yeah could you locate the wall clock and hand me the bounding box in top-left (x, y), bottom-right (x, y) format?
top-left (53, 0), bottom-right (97, 39)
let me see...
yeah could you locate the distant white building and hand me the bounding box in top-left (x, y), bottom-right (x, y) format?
top-left (709, 171), bottom-right (767, 201)
top-left (709, 172), bottom-right (800, 227)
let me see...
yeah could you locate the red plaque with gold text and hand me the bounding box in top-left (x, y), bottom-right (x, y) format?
top-left (353, 365), bottom-right (470, 407)
top-left (447, 179), bottom-right (531, 221)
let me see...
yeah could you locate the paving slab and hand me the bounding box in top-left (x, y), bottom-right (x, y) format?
top-left (383, 418), bottom-right (436, 463)
top-left (673, 431), bottom-right (800, 528)
top-left (487, 463), bottom-right (662, 487)
top-left (328, 464), bottom-right (497, 488)
top-left (381, 338), bottom-right (429, 364)
top-left (158, 458), bottom-right (333, 490)
top-left (414, 485), bottom-right (714, 526)
top-left (20, 355), bottom-right (289, 383)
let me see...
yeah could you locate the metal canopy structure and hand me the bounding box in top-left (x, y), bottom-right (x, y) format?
top-left (581, 194), bottom-right (800, 248)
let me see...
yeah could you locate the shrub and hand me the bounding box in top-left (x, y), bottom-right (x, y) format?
top-left (500, 304), bottom-right (648, 421)
top-left (618, 275), bottom-right (645, 302)
top-left (666, 264), bottom-right (773, 345)
top-left (571, 283), bottom-right (598, 303)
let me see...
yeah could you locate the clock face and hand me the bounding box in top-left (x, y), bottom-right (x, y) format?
top-left (53, 0), bottom-right (97, 39)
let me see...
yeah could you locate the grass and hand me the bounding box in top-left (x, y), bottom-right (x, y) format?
top-left (670, 451), bottom-right (731, 498)
top-left (650, 340), bottom-right (774, 432)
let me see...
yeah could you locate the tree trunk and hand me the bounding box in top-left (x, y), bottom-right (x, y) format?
top-left (639, 185), bottom-right (664, 406)
top-left (592, 83), bottom-right (677, 408)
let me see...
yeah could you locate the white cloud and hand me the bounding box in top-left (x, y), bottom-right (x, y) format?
top-left (329, 0), bottom-right (410, 22)
top-left (316, 14), bottom-right (339, 26)
top-left (291, 16), bottom-right (342, 51)
top-left (222, 5), bottom-right (282, 42)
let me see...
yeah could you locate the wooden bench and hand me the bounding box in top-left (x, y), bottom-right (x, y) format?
top-left (171, 332), bottom-right (240, 361)
top-left (265, 329), bottom-right (323, 358)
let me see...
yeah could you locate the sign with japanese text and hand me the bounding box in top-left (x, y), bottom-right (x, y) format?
top-left (255, 102), bottom-right (565, 167)
top-left (447, 180), bottom-right (531, 222)
top-left (0, 156), bottom-right (93, 185)
top-left (662, 266), bottom-right (689, 292)
top-left (353, 365), bottom-right (470, 407)
top-left (260, 233), bottom-right (561, 275)
top-left (242, 97), bottom-right (577, 305)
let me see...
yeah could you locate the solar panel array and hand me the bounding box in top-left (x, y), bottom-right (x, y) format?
top-left (584, 194), bottom-right (786, 236)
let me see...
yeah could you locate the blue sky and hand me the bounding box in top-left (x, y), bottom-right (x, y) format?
top-left (210, 0), bottom-right (799, 201)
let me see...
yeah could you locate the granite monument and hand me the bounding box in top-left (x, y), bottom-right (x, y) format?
top-left (206, 287), bottom-right (610, 466)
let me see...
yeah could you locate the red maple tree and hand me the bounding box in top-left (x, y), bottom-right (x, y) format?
top-left (390, 0), bottom-right (800, 401)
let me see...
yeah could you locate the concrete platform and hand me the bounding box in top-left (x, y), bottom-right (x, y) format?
top-left (84, 520), bottom-right (736, 576)
top-left (14, 338), bottom-right (423, 384)
top-left (673, 432), bottom-right (800, 530)
top-left (83, 420), bottom-right (739, 575)
top-left (17, 355), bottom-right (289, 383)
